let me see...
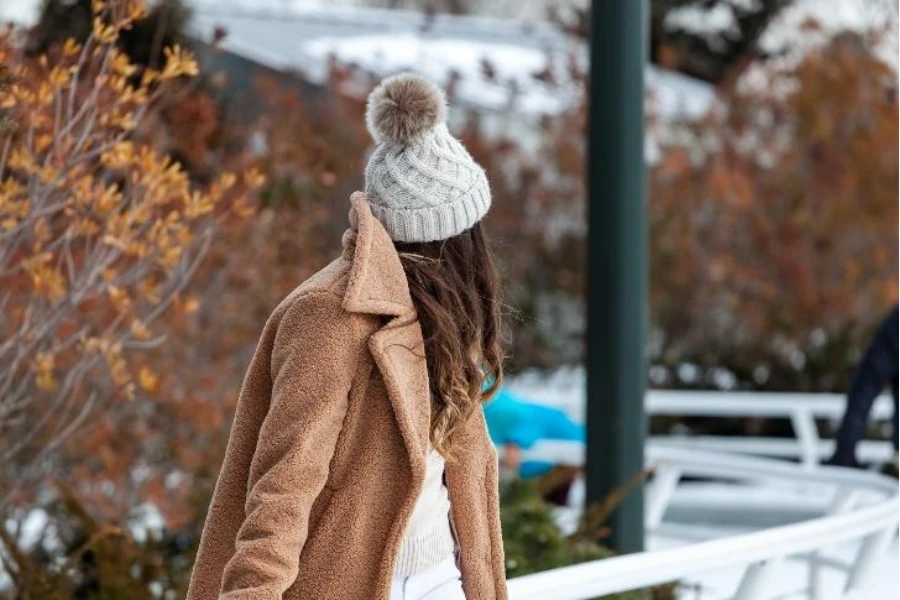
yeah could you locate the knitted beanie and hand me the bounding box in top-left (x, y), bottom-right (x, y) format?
top-left (364, 73), bottom-right (491, 243)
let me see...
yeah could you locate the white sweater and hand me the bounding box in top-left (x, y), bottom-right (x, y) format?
top-left (393, 444), bottom-right (458, 576)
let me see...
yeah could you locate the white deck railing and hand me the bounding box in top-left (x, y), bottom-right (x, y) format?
top-left (503, 391), bottom-right (899, 600)
top-left (506, 391), bottom-right (896, 468)
top-left (647, 391), bottom-right (896, 468)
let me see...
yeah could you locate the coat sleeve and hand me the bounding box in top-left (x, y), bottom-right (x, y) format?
top-left (217, 290), bottom-right (371, 599)
top-left (186, 301), bottom-right (281, 600)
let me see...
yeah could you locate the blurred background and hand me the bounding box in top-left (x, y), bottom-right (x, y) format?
top-left (0, 0), bottom-right (897, 598)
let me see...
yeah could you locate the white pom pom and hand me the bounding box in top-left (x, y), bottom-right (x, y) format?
top-left (365, 73), bottom-right (446, 146)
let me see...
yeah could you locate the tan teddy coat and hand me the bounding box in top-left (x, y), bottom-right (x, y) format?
top-left (186, 193), bottom-right (507, 600)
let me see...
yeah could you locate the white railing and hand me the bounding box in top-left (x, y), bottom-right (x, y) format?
top-left (647, 391), bottom-right (896, 468)
top-left (506, 448), bottom-right (898, 600)
top-left (503, 391), bottom-right (899, 600)
top-left (505, 391), bottom-right (896, 469)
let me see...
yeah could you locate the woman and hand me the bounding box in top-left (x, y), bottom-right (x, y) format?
top-left (186, 73), bottom-right (507, 600)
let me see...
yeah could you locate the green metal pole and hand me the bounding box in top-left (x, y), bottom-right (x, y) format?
top-left (585, 0), bottom-right (647, 553)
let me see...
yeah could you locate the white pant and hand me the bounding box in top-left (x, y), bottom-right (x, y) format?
top-left (390, 554), bottom-right (466, 600)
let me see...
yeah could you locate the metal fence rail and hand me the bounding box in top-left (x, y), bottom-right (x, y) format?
top-left (647, 391), bottom-right (895, 468)
top-left (506, 448), bottom-right (898, 600)
top-left (503, 391), bottom-right (899, 600)
top-left (504, 391), bottom-right (896, 468)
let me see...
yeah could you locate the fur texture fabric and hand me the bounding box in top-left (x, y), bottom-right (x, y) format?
top-left (186, 192), bottom-right (507, 600)
top-left (365, 73), bottom-right (447, 146)
top-left (363, 73), bottom-right (492, 243)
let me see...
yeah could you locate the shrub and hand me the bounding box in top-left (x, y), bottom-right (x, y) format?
top-left (0, 0), bottom-right (262, 506)
top-left (500, 476), bottom-right (676, 599)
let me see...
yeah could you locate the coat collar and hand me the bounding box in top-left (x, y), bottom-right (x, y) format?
top-left (341, 193), bottom-right (430, 484)
top-left (341, 192), bottom-right (416, 318)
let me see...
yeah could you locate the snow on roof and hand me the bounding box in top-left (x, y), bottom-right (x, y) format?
top-left (188, 5), bottom-right (715, 121)
top-left (760, 0), bottom-right (897, 68)
top-left (734, 0), bottom-right (897, 97)
top-left (664, 0), bottom-right (897, 70)
top-left (0, 0), bottom-right (41, 25)
top-left (664, 2), bottom-right (740, 40)
top-left (297, 32), bottom-right (582, 116)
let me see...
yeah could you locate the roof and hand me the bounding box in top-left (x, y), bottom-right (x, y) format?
top-left (187, 5), bottom-right (715, 121)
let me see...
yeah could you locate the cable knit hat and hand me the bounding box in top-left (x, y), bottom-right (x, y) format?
top-left (364, 73), bottom-right (491, 243)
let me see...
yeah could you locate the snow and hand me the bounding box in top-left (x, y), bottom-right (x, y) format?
top-left (662, 0), bottom-right (897, 100)
top-left (1, 508), bottom-right (55, 592)
top-left (664, 3), bottom-right (740, 45)
top-left (662, 0), bottom-right (896, 68)
top-left (189, 7), bottom-right (713, 122)
top-left (297, 34), bottom-right (577, 116)
top-left (128, 502), bottom-right (166, 544)
top-left (190, 0), bottom-right (556, 21)
top-left (745, 0), bottom-right (899, 95)
top-left (646, 65), bottom-right (716, 121)
top-left (3, 508), bottom-right (48, 551)
top-left (191, 0), bottom-right (343, 13)
top-left (0, 0), bottom-right (40, 25)
top-left (760, 0), bottom-right (896, 62)
top-left (506, 365), bottom-right (585, 422)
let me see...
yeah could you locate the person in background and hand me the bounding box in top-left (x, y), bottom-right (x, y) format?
top-left (483, 387), bottom-right (585, 503)
top-left (827, 305), bottom-right (899, 471)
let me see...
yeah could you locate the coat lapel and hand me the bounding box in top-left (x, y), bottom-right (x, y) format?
top-left (342, 192), bottom-right (414, 319)
top-left (342, 192), bottom-right (430, 478)
top-left (368, 317), bottom-right (430, 472)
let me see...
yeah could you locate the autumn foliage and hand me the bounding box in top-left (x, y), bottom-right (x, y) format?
top-left (0, 0), bottom-right (261, 507)
top-left (648, 34), bottom-right (898, 390)
top-left (458, 28), bottom-right (898, 391)
top-left (0, 1), bottom-right (896, 596)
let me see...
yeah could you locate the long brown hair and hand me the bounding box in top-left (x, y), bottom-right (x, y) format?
top-left (395, 222), bottom-right (504, 461)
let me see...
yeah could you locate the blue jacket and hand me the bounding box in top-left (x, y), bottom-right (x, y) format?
top-left (483, 387), bottom-right (585, 478)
